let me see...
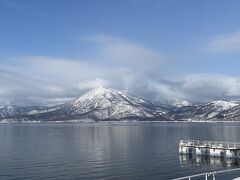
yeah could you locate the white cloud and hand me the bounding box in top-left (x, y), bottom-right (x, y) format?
top-left (0, 34), bottom-right (167, 105)
top-left (204, 31), bottom-right (240, 53)
top-left (151, 74), bottom-right (240, 102)
top-left (2, 57), bottom-right (240, 104)
top-left (78, 78), bottom-right (110, 90)
top-left (83, 34), bottom-right (164, 74)
top-left (2, 34), bottom-right (240, 105)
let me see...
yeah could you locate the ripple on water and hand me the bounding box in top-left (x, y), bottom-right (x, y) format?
top-left (0, 122), bottom-right (240, 179)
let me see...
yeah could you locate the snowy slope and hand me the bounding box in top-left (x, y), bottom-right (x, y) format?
top-left (171, 99), bottom-right (192, 108)
top-left (211, 104), bottom-right (240, 121)
top-left (2, 88), bottom-right (240, 122)
top-left (0, 105), bottom-right (25, 119)
top-left (24, 87), bottom-right (169, 121)
top-left (206, 100), bottom-right (238, 111)
top-left (168, 100), bottom-right (239, 121)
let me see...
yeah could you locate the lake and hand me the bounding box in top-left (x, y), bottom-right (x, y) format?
top-left (0, 122), bottom-right (240, 179)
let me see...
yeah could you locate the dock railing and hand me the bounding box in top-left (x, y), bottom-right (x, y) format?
top-left (172, 167), bottom-right (240, 180)
top-left (180, 140), bottom-right (240, 149)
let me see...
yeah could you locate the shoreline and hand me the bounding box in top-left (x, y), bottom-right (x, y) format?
top-left (1, 119), bottom-right (240, 124)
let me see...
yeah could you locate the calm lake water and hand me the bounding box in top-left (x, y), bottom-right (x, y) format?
top-left (0, 122), bottom-right (240, 180)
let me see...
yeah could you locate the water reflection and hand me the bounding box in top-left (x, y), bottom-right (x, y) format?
top-left (1, 122), bottom-right (240, 179)
top-left (179, 154), bottom-right (240, 168)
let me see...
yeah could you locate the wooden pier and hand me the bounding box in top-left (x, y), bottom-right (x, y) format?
top-left (179, 140), bottom-right (240, 158)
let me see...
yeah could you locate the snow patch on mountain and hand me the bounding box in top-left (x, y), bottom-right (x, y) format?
top-left (167, 100), bottom-right (239, 121)
top-left (206, 100), bottom-right (238, 111)
top-left (1, 88), bottom-right (240, 122)
top-left (13, 87), bottom-right (169, 122)
top-left (0, 105), bottom-right (23, 118)
top-left (171, 99), bottom-right (192, 108)
top-left (67, 87), bottom-right (166, 120)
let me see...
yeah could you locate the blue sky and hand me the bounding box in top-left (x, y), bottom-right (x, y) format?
top-left (1, 0), bottom-right (240, 104)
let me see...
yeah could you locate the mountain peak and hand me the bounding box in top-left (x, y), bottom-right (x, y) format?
top-left (59, 86), bottom-right (168, 121)
top-left (171, 99), bottom-right (191, 108)
top-left (77, 87), bottom-right (122, 102)
top-left (88, 86), bottom-right (117, 95)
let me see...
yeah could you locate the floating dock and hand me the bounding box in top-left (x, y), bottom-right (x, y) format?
top-left (179, 140), bottom-right (240, 158)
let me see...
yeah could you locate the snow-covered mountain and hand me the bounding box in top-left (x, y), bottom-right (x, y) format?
top-left (0, 105), bottom-right (54, 120)
top-left (167, 100), bottom-right (239, 121)
top-left (211, 104), bottom-right (240, 121)
top-left (0, 105), bottom-right (26, 119)
top-left (20, 87), bottom-right (170, 121)
top-left (1, 88), bottom-right (240, 122)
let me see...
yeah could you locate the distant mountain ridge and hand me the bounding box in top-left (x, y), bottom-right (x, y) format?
top-left (1, 87), bottom-right (240, 122)
top-left (0, 87), bottom-right (169, 122)
top-left (168, 100), bottom-right (239, 121)
top-left (0, 105), bottom-right (25, 118)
